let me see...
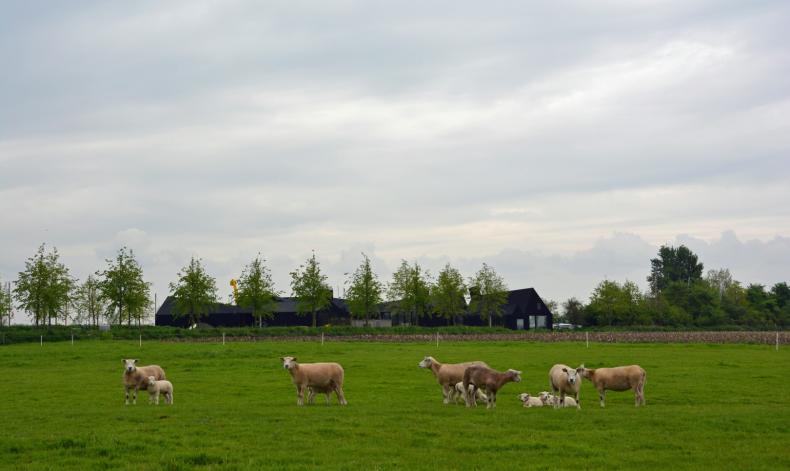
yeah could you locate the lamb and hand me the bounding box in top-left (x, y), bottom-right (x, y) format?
top-left (418, 356), bottom-right (489, 404)
top-left (146, 376), bottom-right (174, 405)
top-left (281, 356), bottom-right (347, 406)
top-left (580, 365), bottom-right (647, 407)
top-left (548, 364), bottom-right (584, 409)
top-left (462, 365), bottom-right (522, 409)
top-left (453, 381), bottom-right (488, 404)
top-left (518, 393), bottom-right (543, 408)
top-left (538, 391), bottom-right (577, 408)
top-left (122, 359), bottom-right (166, 405)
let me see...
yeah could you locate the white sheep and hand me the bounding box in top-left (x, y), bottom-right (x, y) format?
top-left (281, 356), bottom-right (347, 406)
top-left (580, 365), bottom-right (647, 407)
top-left (548, 364), bottom-right (584, 409)
top-left (418, 356), bottom-right (488, 404)
top-left (146, 376), bottom-right (174, 405)
top-left (539, 391), bottom-right (577, 408)
top-left (518, 393), bottom-right (543, 408)
top-left (122, 359), bottom-right (166, 405)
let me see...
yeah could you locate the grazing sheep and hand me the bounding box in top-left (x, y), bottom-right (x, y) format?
top-left (580, 365), bottom-right (647, 407)
top-left (518, 393), bottom-right (543, 408)
top-left (418, 356), bottom-right (489, 404)
top-left (463, 365), bottom-right (522, 409)
top-left (281, 356), bottom-right (347, 406)
top-left (146, 376), bottom-right (174, 405)
top-left (539, 391), bottom-right (577, 408)
top-left (453, 381), bottom-right (488, 404)
top-left (122, 359), bottom-right (166, 405)
top-left (548, 364), bottom-right (584, 409)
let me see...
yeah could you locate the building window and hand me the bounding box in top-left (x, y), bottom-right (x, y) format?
top-left (536, 316), bottom-right (546, 328)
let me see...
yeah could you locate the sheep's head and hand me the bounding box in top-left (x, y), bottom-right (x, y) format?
top-left (507, 369), bottom-right (522, 382)
top-left (538, 392), bottom-right (553, 405)
top-left (123, 359), bottom-right (138, 373)
top-left (518, 393), bottom-right (529, 403)
top-left (281, 356), bottom-right (298, 370)
top-left (147, 376), bottom-right (157, 386)
top-left (578, 365), bottom-right (592, 379)
top-left (418, 356), bottom-right (434, 369)
top-left (562, 367), bottom-right (581, 385)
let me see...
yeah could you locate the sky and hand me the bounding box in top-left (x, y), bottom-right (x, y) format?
top-left (1, 1), bottom-right (789, 323)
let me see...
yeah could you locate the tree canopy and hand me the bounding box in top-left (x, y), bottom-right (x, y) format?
top-left (169, 257), bottom-right (218, 326)
top-left (237, 255), bottom-right (279, 327)
top-left (345, 253), bottom-right (383, 326)
top-left (73, 275), bottom-right (106, 327)
top-left (290, 252), bottom-right (332, 328)
top-left (648, 245), bottom-right (704, 294)
top-left (468, 263), bottom-right (508, 327)
top-left (431, 263), bottom-right (467, 325)
top-left (14, 244), bottom-right (76, 326)
top-left (96, 247), bottom-right (151, 326)
top-left (387, 260), bottom-right (431, 326)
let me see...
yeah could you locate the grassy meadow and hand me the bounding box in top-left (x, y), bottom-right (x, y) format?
top-left (0, 339), bottom-right (788, 470)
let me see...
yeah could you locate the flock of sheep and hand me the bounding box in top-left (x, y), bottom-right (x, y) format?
top-left (121, 355), bottom-right (646, 409)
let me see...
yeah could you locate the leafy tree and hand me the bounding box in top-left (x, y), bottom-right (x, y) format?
top-left (290, 252), bottom-right (332, 328)
top-left (770, 282), bottom-right (790, 309)
top-left (706, 268), bottom-right (733, 301)
top-left (587, 280), bottom-right (646, 326)
top-left (387, 260), bottom-right (431, 326)
top-left (468, 263), bottom-right (509, 328)
top-left (647, 245), bottom-right (703, 295)
top-left (97, 247), bottom-right (151, 326)
top-left (662, 280), bottom-right (723, 326)
top-left (169, 257), bottom-right (218, 326)
top-left (344, 253), bottom-right (383, 326)
top-left (0, 279), bottom-right (12, 327)
top-left (430, 263), bottom-right (467, 326)
top-left (14, 244), bottom-right (76, 326)
top-left (73, 275), bottom-right (106, 326)
top-left (237, 255), bottom-right (279, 327)
top-left (561, 297), bottom-right (586, 326)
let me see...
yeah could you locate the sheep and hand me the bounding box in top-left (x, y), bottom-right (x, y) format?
top-left (418, 356), bottom-right (489, 404)
top-left (518, 393), bottom-right (544, 408)
top-left (580, 365), bottom-right (647, 407)
top-left (538, 391), bottom-right (577, 408)
top-left (453, 381), bottom-right (488, 404)
top-left (281, 356), bottom-right (347, 406)
top-left (548, 364), bottom-right (584, 409)
top-left (146, 376), bottom-right (174, 405)
top-left (122, 359), bottom-right (166, 405)
top-left (462, 365), bottom-right (522, 409)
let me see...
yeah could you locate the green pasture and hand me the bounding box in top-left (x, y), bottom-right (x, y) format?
top-left (0, 339), bottom-right (787, 470)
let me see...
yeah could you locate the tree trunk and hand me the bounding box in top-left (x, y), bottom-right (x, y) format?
top-left (312, 310), bottom-right (317, 328)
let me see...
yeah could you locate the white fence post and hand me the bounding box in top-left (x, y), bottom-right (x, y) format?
top-left (40, 335), bottom-right (43, 346)
top-left (436, 332), bottom-right (439, 348)
top-left (586, 332), bottom-right (589, 348)
top-left (777, 331), bottom-right (780, 352)
top-left (321, 332), bottom-right (324, 346)
top-left (223, 332), bottom-right (226, 345)
top-left (139, 334), bottom-right (142, 348)
top-left (71, 334), bottom-right (74, 346)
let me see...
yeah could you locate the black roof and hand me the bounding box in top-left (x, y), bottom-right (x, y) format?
top-left (156, 295), bottom-right (348, 317)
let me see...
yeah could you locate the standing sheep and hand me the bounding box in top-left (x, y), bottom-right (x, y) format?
top-left (463, 365), bottom-right (522, 409)
top-left (122, 359), bottom-right (166, 405)
top-left (418, 356), bottom-right (489, 404)
top-left (580, 365), bottom-right (647, 407)
top-left (548, 364), bottom-right (584, 409)
top-left (281, 356), bottom-right (347, 406)
top-left (146, 376), bottom-right (174, 405)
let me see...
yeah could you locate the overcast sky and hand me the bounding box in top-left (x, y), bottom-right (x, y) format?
top-left (1, 1), bottom-right (789, 322)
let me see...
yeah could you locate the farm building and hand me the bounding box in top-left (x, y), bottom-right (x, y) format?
top-left (154, 287), bottom-right (553, 329)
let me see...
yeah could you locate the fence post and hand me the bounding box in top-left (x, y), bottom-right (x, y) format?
top-left (71, 334), bottom-right (74, 346)
top-left (139, 334), bottom-right (142, 348)
top-left (586, 332), bottom-right (589, 348)
top-left (40, 335), bottom-right (43, 346)
top-left (777, 331), bottom-right (780, 352)
top-left (223, 332), bottom-right (226, 345)
top-left (321, 332), bottom-right (324, 346)
top-left (436, 332), bottom-right (439, 348)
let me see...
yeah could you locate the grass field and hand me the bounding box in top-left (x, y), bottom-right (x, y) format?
top-left (0, 339), bottom-right (788, 470)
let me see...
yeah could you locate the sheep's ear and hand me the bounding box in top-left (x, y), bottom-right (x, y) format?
top-left (279, 357), bottom-right (284, 361)
top-left (133, 359), bottom-right (138, 364)
top-left (562, 367), bottom-right (568, 373)
top-left (292, 357), bottom-right (297, 362)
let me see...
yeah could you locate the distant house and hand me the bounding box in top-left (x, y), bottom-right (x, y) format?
top-left (154, 287), bottom-right (553, 329)
top-left (466, 288), bottom-right (553, 330)
top-left (154, 296), bottom-right (348, 328)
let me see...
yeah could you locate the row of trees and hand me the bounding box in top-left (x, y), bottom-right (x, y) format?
top-left (3, 245), bottom-right (152, 327)
top-left (559, 245), bottom-right (790, 328)
top-left (2, 245), bottom-right (511, 328)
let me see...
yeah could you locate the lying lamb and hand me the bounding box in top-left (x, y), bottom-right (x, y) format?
top-left (539, 391), bottom-right (577, 408)
top-left (282, 356), bottom-right (347, 406)
top-left (122, 359), bottom-right (166, 405)
top-left (518, 393), bottom-right (543, 408)
top-left (146, 376), bottom-right (174, 405)
top-left (580, 365), bottom-right (647, 407)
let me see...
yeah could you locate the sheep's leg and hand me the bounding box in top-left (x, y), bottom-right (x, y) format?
top-left (324, 392), bottom-right (331, 405)
top-left (168, 392), bottom-right (173, 405)
top-left (442, 384), bottom-right (451, 404)
top-left (559, 393), bottom-right (565, 409)
top-left (575, 392), bottom-right (581, 410)
top-left (154, 391), bottom-right (160, 405)
top-left (307, 388), bottom-right (316, 405)
top-left (132, 387), bottom-right (138, 405)
top-left (296, 385), bottom-right (305, 406)
top-left (600, 389), bottom-right (606, 408)
top-left (489, 390), bottom-right (496, 409)
top-left (335, 386), bottom-right (347, 405)
top-left (125, 386), bottom-right (130, 405)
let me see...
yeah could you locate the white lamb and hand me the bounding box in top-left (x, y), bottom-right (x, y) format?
top-left (146, 376), bottom-right (174, 405)
top-left (518, 393), bottom-right (543, 407)
top-left (539, 391), bottom-right (577, 408)
top-left (452, 381), bottom-right (488, 404)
